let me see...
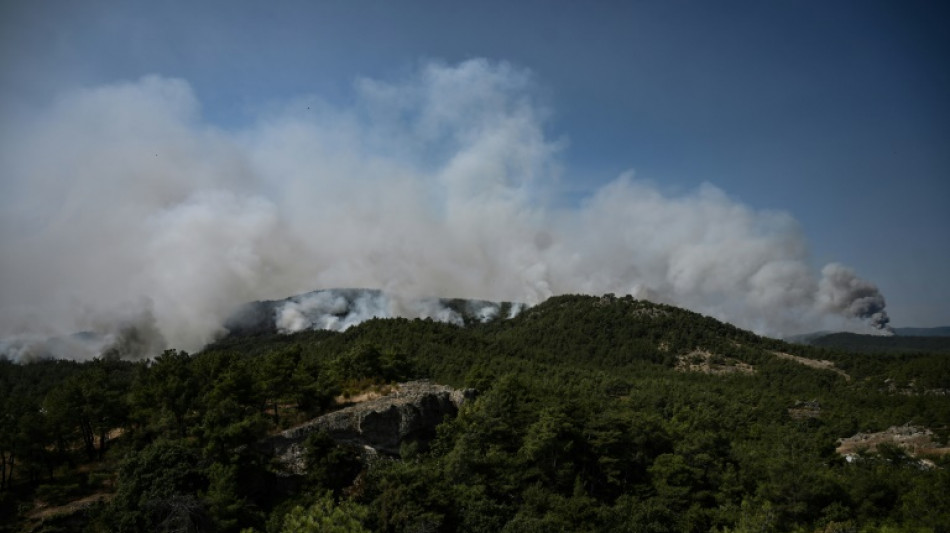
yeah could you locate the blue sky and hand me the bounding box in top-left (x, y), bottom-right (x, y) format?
top-left (1, 0), bottom-right (948, 332)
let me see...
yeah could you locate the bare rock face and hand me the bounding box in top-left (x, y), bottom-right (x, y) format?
top-left (266, 381), bottom-right (475, 474)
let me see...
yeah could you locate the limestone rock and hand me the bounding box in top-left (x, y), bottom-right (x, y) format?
top-left (266, 380), bottom-right (475, 474)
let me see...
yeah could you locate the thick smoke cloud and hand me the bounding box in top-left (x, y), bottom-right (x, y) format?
top-left (0, 304), bottom-right (164, 362)
top-left (0, 60), bottom-right (890, 360)
top-left (271, 290), bottom-right (516, 334)
top-left (276, 291), bottom-right (394, 333)
top-left (818, 263), bottom-right (890, 330)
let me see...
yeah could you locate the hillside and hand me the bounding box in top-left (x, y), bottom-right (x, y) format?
top-left (2, 294), bottom-right (949, 532)
top-left (807, 332), bottom-right (950, 354)
top-left (223, 288), bottom-right (521, 337)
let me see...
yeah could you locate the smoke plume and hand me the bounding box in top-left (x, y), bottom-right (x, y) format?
top-left (276, 290), bottom-right (393, 333)
top-left (270, 290), bottom-right (518, 334)
top-left (818, 263), bottom-right (890, 330)
top-left (0, 59), bottom-right (892, 359)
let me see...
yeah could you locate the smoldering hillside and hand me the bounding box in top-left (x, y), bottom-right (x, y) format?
top-left (0, 60), bottom-right (890, 360)
top-left (223, 288), bottom-right (524, 337)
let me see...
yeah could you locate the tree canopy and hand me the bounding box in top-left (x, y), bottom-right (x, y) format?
top-left (1, 294), bottom-right (948, 532)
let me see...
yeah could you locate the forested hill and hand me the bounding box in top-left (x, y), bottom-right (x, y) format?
top-left (480, 294), bottom-right (772, 366)
top-left (222, 288), bottom-right (522, 337)
top-left (807, 331), bottom-right (950, 354)
top-left (2, 294), bottom-right (949, 532)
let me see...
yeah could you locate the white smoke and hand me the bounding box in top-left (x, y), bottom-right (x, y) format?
top-left (467, 301), bottom-right (501, 323)
top-left (0, 303), bottom-right (165, 361)
top-left (0, 59), bottom-right (891, 359)
top-left (0, 334), bottom-right (108, 363)
top-left (276, 291), bottom-right (391, 333)
top-left (269, 291), bottom-right (516, 333)
top-left (507, 303), bottom-right (528, 320)
top-left (395, 298), bottom-right (465, 326)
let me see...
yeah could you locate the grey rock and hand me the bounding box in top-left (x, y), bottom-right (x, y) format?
top-left (265, 381), bottom-right (475, 474)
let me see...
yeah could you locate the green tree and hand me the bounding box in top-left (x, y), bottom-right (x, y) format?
top-left (303, 432), bottom-right (362, 494)
top-left (105, 438), bottom-right (208, 532)
top-left (332, 343), bottom-right (383, 383)
top-left (518, 406), bottom-right (581, 492)
top-left (257, 346), bottom-right (300, 425)
top-left (134, 350), bottom-right (197, 437)
top-left (280, 491), bottom-right (369, 533)
top-left (43, 360), bottom-right (130, 460)
top-left (205, 462), bottom-right (263, 532)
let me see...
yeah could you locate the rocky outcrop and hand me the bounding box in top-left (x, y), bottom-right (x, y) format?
top-left (265, 381), bottom-right (475, 474)
top-left (674, 349), bottom-right (755, 375)
top-left (836, 424), bottom-right (950, 468)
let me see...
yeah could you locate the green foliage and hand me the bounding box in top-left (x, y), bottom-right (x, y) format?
top-left (280, 491), bottom-right (369, 532)
top-left (2, 294), bottom-right (949, 532)
top-left (205, 462), bottom-right (264, 532)
top-left (330, 342), bottom-right (411, 388)
top-left (104, 438), bottom-right (209, 532)
top-left (133, 349), bottom-right (198, 437)
top-left (303, 432), bottom-right (362, 495)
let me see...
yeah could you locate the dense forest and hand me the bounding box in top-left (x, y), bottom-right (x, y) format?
top-left (1, 294), bottom-right (949, 532)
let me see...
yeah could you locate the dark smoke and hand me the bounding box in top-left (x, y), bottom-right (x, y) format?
top-left (818, 263), bottom-right (891, 332)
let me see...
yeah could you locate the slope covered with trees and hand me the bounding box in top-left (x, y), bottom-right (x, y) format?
top-left (1, 294), bottom-right (949, 532)
top-left (807, 332), bottom-right (950, 354)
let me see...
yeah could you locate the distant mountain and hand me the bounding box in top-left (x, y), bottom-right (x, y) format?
top-left (893, 326), bottom-right (950, 337)
top-left (806, 332), bottom-right (950, 353)
top-left (786, 325), bottom-right (950, 351)
top-left (220, 290), bottom-right (950, 360)
top-left (784, 331), bottom-right (832, 344)
top-left (215, 292), bottom-right (841, 380)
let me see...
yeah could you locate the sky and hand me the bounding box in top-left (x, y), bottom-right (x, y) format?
top-left (0, 0), bottom-right (948, 355)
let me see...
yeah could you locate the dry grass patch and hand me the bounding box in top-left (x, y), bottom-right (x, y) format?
top-left (675, 350), bottom-right (755, 375)
top-left (837, 424), bottom-right (950, 460)
top-left (771, 351), bottom-right (850, 381)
